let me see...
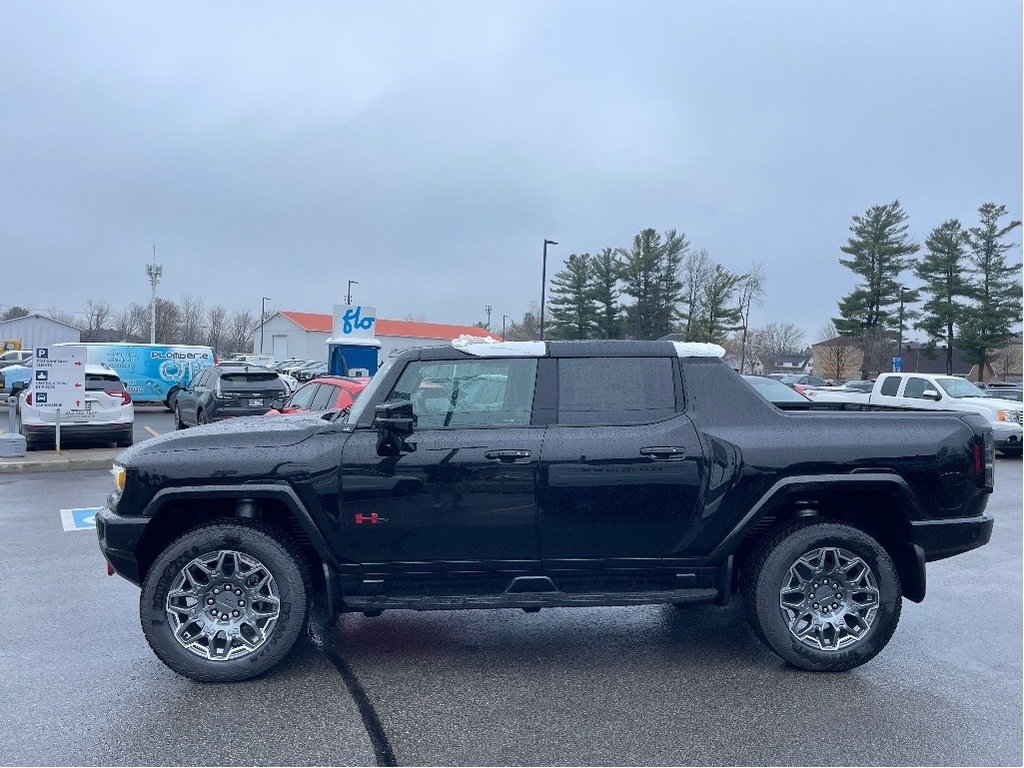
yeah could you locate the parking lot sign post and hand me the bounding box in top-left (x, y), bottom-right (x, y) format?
top-left (32, 346), bottom-right (85, 452)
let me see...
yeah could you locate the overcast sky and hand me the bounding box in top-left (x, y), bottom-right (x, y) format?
top-left (2, 1), bottom-right (1021, 340)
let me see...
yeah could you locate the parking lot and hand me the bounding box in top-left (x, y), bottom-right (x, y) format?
top-left (0, 423), bottom-right (1020, 765)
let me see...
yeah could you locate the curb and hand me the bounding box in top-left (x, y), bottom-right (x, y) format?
top-left (0, 449), bottom-right (122, 474)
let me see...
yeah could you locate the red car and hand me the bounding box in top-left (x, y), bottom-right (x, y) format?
top-left (266, 376), bottom-right (369, 415)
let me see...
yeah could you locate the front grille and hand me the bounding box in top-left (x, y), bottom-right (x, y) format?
top-left (1011, 410), bottom-right (1022, 426)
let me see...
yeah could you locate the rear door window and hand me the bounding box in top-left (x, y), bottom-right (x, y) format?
top-left (309, 384), bottom-right (337, 410)
top-left (557, 358), bottom-right (675, 426)
top-left (288, 383), bottom-right (319, 410)
top-left (878, 376), bottom-right (901, 396)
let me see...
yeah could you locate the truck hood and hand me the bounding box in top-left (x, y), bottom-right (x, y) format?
top-left (116, 413), bottom-right (334, 461)
top-left (949, 397), bottom-right (1022, 420)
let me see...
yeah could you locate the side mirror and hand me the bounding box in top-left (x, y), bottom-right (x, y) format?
top-left (270, 397), bottom-right (285, 410)
top-left (922, 389), bottom-right (941, 401)
top-left (375, 401), bottom-right (417, 456)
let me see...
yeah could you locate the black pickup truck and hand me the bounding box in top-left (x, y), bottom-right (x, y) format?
top-left (97, 340), bottom-right (995, 682)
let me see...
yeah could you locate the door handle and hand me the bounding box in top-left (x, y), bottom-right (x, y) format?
top-left (640, 446), bottom-right (687, 460)
top-left (484, 449), bottom-right (532, 462)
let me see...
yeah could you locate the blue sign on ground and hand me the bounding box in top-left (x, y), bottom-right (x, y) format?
top-left (60, 507), bottom-right (101, 532)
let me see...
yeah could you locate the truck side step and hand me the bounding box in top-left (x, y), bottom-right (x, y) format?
top-left (341, 588), bottom-right (719, 613)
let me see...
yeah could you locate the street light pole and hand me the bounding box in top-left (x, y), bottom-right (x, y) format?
top-left (260, 296), bottom-right (271, 354)
top-left (501, 314), bottom-right (510, 341)
top-left (484, 304), bottom-right (492, 331)
top-left (539, 239), bottom-right (558, 340)
top-left (346, 280), bottom-right (359, 306)
top-left (896, 286), bottom-right (907, 371)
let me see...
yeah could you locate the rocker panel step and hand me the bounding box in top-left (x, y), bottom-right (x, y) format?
top-left (340, 588), bottom-right (719, 612)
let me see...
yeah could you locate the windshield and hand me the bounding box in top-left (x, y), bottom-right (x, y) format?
top-left (935, 377), bottom-right (985, 399)
top-left (345, 357), bottom-right (398, 423)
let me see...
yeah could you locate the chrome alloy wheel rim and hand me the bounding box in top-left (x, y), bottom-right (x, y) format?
top-left (166, 550), bottom-right (281, 661)
top-left (779, 546), bottom-right (879, 651)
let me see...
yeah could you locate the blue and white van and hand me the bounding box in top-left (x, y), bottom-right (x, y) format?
top-left (56, 343), bottom-right (216, 406)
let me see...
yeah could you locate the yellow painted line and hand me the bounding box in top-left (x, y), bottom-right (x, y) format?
top-left (144, 426), bottom-right (160, 437)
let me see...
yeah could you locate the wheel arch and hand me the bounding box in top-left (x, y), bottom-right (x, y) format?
top-left (721, 474), bottom-right (927, 603)
top-left (134, 485), bottom-right (333, 600)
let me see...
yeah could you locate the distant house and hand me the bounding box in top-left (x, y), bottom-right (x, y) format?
top-left (251, 311), bottom-right (493, 362)
top-left (811, 336), bottom-right (1018, 381)
top-left (771, 353), bottom-right (812, 375)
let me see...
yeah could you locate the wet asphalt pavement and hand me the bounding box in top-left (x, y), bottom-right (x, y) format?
top-left (0, 459), bottom-right (1020, 766)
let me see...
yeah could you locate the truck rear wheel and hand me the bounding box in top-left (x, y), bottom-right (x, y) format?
top-left (140, 521), bottom-right (309, 682)
top-left (743, 521), bottom-right (901, 672)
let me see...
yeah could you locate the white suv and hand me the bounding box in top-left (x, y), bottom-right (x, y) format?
top-left (18, 364), bottom-right (134, 450)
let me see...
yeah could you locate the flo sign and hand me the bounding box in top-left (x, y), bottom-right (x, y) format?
top-left (33, 345), bottom-right (86, 410)
top-left (333, 305), bottom-right (377, 339)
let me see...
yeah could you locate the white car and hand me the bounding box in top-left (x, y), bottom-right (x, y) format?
top-left (18, 364), bottom-right (134, 451)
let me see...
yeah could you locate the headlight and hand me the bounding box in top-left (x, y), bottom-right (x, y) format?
top-left (111, 464), bottom-right (126, 492)
top-left (996, 410), bottom-right (1008, 422)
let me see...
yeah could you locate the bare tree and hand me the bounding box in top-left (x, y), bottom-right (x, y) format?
top-left (206, 305), bottom-right (228, 354)
top-left (154, 298), bottom-right (182, 343)
top-left (82, 299), bottom-right (112, 341)
top-left (747, 321), bottom-right (806, 372)
top-left (735, 264), bottom-right (765, 373)
top-left (179, 295), bottom-right (206, 345)
top-left (226, 309), bottom-right (256, 354)
top-left (681, 249), bottom-right (713, 339)
top-left (815, 321), bottom-right (859, 381)
top-left (45, 305), bottom-right (81, 328)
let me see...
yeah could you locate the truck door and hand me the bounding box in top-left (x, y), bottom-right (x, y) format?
top-left (538, 356), bottom-right (704, 566)
top-left (897, 376), bottom-right (944, 409)
top-left (339, 356), bottom-right (543, 567)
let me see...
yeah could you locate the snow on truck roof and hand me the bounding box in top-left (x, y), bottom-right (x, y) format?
top-left (450, 336), bottom-right (726, 358)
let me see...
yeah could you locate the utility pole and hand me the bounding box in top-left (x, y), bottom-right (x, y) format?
top-left (145, 244), bottom-right (163, 344)
top-left (484, 304), bottom-right (492, 330)
top-left (501, 314), bottom-right (510, 341)
top-left (346, 280), bottom-right (359, 306)
top-left (260, 296), bottom-right (271, 354)
top-left (539, 239), bottom-right (558, 340)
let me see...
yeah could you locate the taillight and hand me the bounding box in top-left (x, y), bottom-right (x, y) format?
top-left (973, 442), bottom-right (983, 475)
top-left (975, 432), bottom-right (995, 489)
top-left (25, 392), bottom-right (32, 405)
top-left (106, 389), bottom-right (133, 405)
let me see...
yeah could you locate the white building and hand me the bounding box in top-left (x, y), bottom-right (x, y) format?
top-left (251, 311), bottom-right (493, 362)
top-left (0, 314), bottom-right (81, 351)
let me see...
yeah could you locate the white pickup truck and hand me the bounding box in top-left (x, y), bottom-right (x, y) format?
top-left (808, 372), bottom-right (1023, 456)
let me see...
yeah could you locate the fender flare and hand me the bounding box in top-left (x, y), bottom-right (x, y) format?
top-left (139, 483), bottom-right (337, 567)
top-left (707, 473), bottom-right (927, 602)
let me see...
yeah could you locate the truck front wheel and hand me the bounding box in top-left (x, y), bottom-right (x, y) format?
top-left (140, 521), bottom-right (310, 682)
top-left (743, 521), bottom-right (901, 672)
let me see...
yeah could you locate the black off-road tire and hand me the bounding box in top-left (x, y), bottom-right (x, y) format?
top-left (140, 520), bottom-right (310, 682)
top-left (743, 520), bottom-right (901, 672)
top-left (174, 405), bottom-right (186, 430)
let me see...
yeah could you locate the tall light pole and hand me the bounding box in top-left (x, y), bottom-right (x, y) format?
top-left (539, 239), bottom-right (558, 340)
top-left (501, 314), bottom-right (510, 340)
top-left (260, 297), bottom-right (271, 354)
top-left (484, 304), bottom-right (492, 331)
top-left (895, 286), bottom-right (908, 372)
top-left (145, 244), bottom-right (163, 343)
top-left (346, 280), bottom-right (359, 306)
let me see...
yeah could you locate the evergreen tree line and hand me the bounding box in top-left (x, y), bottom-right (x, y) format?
top-left (834, 201), bottom-right (1022, 378)
top-left (505, 228), bottom-right (761, 345)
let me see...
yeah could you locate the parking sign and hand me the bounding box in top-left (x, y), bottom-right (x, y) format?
top-left (32, 345), bottom-right (86, 410)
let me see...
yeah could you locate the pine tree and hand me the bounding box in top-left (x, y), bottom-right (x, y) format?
top-left (960, 203), bottom-right (1023, 382)
top-left (834, 201), bottom-right (920, 376)
top-left (618, 228), bottom-right (688, 339)
top-left (547, 253), bottom-right (597, 340)
top-left (915, 219), bottom-right (971, 375)
top-left (834, 201), bottom-right (920, 336)
top-left (689, 265), bottom-right (744, 343)
top-left (589, 248), bottom-right (622, 339)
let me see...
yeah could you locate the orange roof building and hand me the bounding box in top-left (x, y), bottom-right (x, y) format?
top-left (251, 310), bottom-right (494, 362)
